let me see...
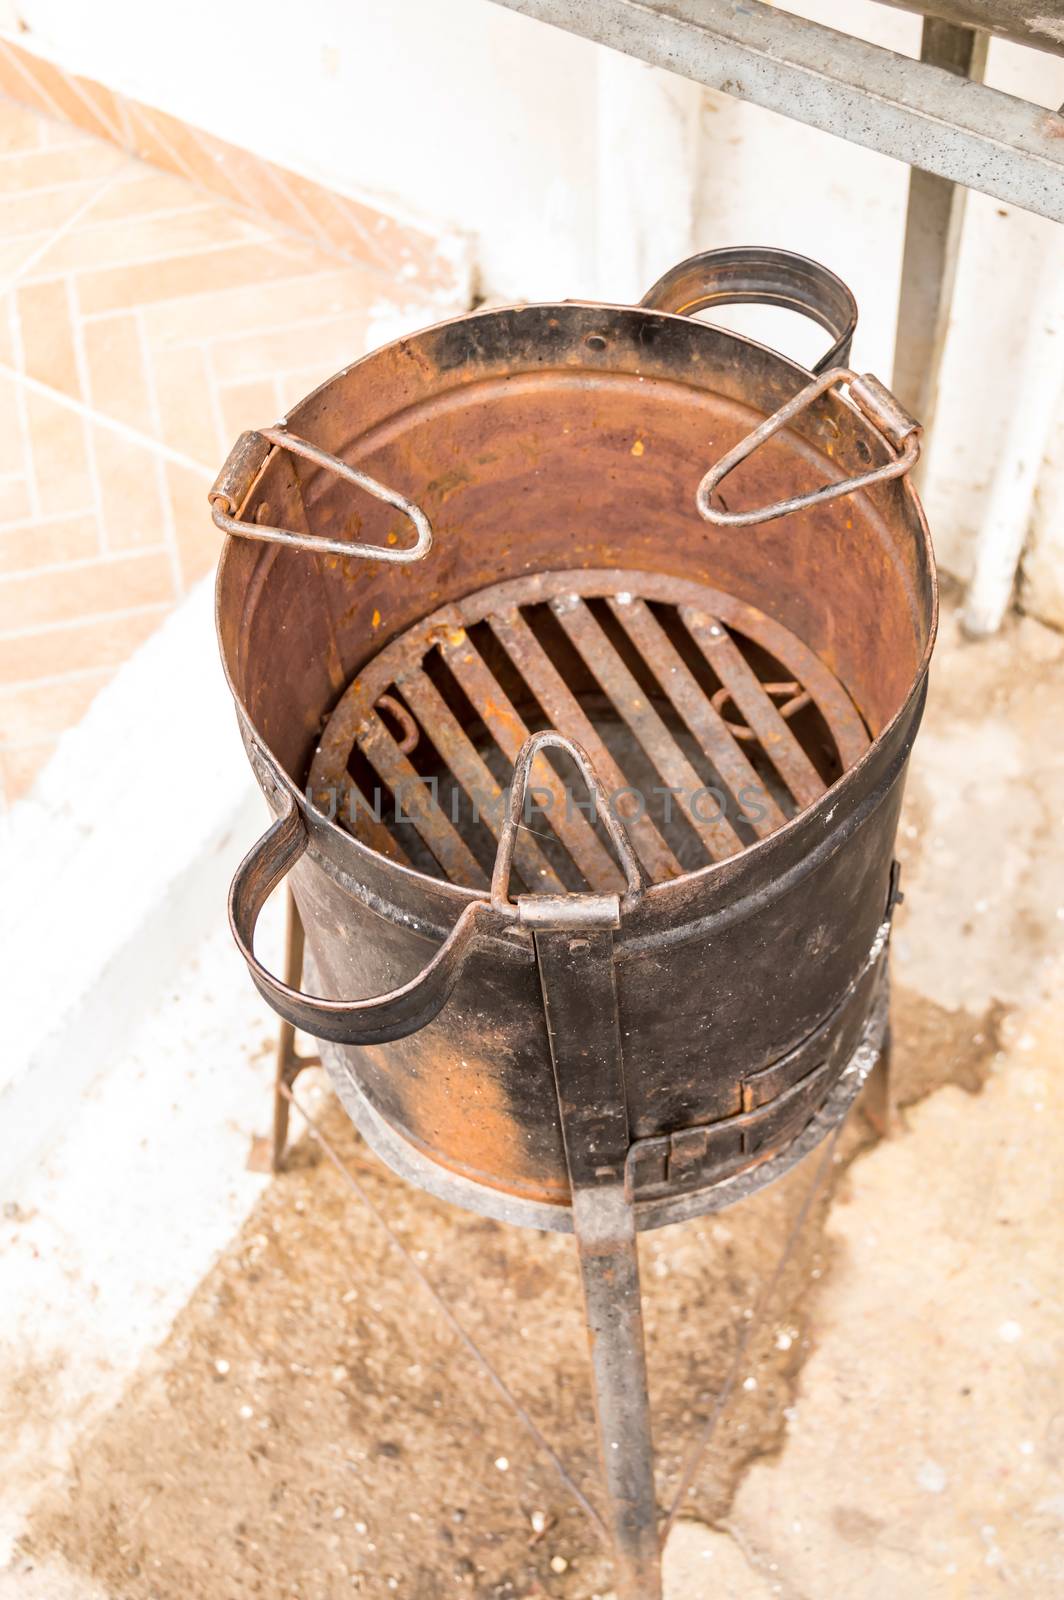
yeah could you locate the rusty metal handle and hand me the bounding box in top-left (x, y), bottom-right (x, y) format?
top-left (232, 735), bottom-right (644, 1045)
top-left (491, 731), bottom-right (647, 916)
top-left (640, 246), bottom-right (858, 375)
top-left (209, 425), bottom-right (433, 563)
top-left (696, 367), bottom-right (921, 529)
top-left (229, 797), bottom-right (501, 1047)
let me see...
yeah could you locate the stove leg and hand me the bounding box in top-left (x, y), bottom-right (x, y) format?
top-left (272, 889), bottom-right (318, 1171)
top-left (531, 917), bottom-right (662, 1600)
top-left (572, 1183), bottom-right (662, 1600)
top-left (500, 733), bottom-right (662, 1595)
top-left (863, 1022), bottom-right (896, 1139)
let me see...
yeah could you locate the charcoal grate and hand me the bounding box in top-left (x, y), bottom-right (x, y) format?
top-left (307, 569), bottom-right (869, 892)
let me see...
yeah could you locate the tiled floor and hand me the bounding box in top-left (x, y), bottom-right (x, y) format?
top-left (0, 93), bottom-right (455, 805)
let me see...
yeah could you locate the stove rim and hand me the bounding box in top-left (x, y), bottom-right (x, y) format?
top-left (230, 625), bottom-right (933, 947)
top-left (215, 295), bottom-right (939, 933)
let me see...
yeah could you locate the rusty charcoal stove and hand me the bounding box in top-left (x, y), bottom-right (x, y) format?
top-left (212, 248), bottom-right (937, 1600)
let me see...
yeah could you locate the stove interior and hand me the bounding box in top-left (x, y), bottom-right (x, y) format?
top-left (216, 309), bottom-right (935, 878)
top-left (306, 569), bottom-right (871, 891)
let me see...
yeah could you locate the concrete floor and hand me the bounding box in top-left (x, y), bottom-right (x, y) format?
top-left (3, 590), bottom-right (1063, 1599)
top-left (709, 595), bottom-right (1064, 1599)
top-left (668, 592), bottom-right (1064, 1598)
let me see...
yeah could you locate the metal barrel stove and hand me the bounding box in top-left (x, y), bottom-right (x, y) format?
top-left (212, 246), bottom-right (937, 1599)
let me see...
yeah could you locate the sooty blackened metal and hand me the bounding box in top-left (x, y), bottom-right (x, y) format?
top-left (213, 246), bottom-right (936, 1598)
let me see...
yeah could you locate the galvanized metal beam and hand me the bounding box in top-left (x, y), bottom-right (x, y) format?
top-left (488, 0), bottom-right (1064, 221)
top-left (892, 19), bottom-right (989, 426)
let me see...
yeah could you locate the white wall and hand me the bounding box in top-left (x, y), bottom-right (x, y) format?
top-left (9, 0), bottom-right (1064, 604)
top-left (14, 0), bottom-right (606, 299)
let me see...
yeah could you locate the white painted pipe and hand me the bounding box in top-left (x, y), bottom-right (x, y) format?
top-left (963, 236), bottom-right (1064, 638)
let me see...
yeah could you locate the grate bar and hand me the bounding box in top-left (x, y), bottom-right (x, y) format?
top-left (309, 570), bottom-right (868, 890)
top-left (356, 710), bottom-right (489, 888)
top-left (395, 668), bottom-right (566, 894)
top-left (340, 776), bottom-right (414, 866)
top-left (308, 770), bottom-right (414, 866)
top-left (551, 596), bottom-right (745, 863)
top-left (438, 627), bottom-right (624, 891)
top-left (722, 595), bottom-right (870, 771)
top-left (608, 597), bottom-right (789, 839)
top-left (681, 608), bottom-right (826, 811)
top-left (488, 605), bottom-right (683, 882)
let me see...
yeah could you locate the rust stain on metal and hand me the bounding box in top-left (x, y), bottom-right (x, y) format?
top-left (215, 253), bottom-right (936, 1221)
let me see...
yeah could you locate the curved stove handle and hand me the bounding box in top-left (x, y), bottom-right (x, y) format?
top-left (228, 796), bottom-right (502, 1047)
top-left (230, 732), bottom-right (644, 1046)
top-left (640, 245), bottom-right (858, 375)
top-left (695, 367), bottom-right (921, 529)
top-left (209, 425), bottom-right (432, 563)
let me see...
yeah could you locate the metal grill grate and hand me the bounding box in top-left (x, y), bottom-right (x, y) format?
top-left (308, 570), bottom-right (870, 892)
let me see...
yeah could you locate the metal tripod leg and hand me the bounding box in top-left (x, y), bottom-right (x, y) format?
top-left (863, 1022), bottom-right (896, 1139)
top-left (530, 906), bottom-right (662, 1600)
top-left (571, 1184), bottom-right (660, 1598)
top-left (272, 889), bottom-right (319, 1172)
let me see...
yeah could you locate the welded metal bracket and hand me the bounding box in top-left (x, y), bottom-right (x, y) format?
top-left (495, 733), bottom-right (660, 1598)
top-left (527, 892), bottom-right (662, 1600)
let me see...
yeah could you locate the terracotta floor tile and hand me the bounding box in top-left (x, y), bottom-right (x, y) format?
top-left (15, 276), bottom-right (82, 398)
top-left (209, 310), bottom-right (369, 386)
top-left (0, 91), bottom-right (455, 808)
top-left (39, 115), bottom-right (92, 147)
top-left (0, 230), bottom-right (53, 282)
top-left (83, 166), bottom-right (211, 224)
top-left (0, 512), bottom-right (98, 575)
top-left (151, 343), bottom-right (224, 468)
top-left (0, 298), bottom-right (13, 371)
top-left (81, 310), bottom-right (153, 428)
top-left (0, 473), bottom-right (32, 522)
top-left (0, 138), bottom-right (124, 196)
top-left (91, 424), bottom-right (171, 551)
top-left (0, 666), bottom-right (112, 743)
top-left (137, 265), bottom-right (380, 348)
top-left (0, 736), bottom-right (57, 802)
top-left (25, 200), bottom-right (268, 279)
top-left (0, 549), bottom-right (174, 632)
top-left (0, 373), bottom-right (27, 473)
top-left (217, 377), bottom-right (282, 444)
top-left (76, 237), bottom-right (334, 316)
top-left (0, 179), bottom-right (107, 238)
top-left (23, 384), bottom-right (94, 515)
top-left (166, 459), bottom-right (220, 590)
top-left (0, 602), bottom-right (166, 680)
top-left (0, 97), bottom-right (49, 153)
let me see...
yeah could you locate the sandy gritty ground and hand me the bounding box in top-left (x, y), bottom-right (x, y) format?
top-left (7, 592), bottom-right (1064, 1599)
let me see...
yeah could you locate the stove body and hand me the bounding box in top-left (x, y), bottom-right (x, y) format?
top-left (213, 247), bottom-right (936, 1596)
top-left (215, 254), bottom-right (934, 1227)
